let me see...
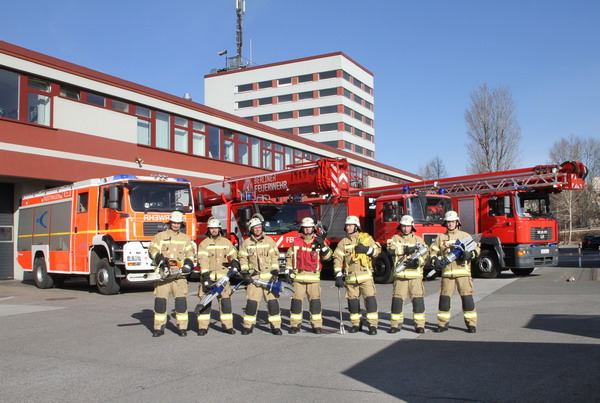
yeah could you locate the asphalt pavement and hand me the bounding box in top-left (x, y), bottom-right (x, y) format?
top-left (0, 254), bottom-right (599, 402)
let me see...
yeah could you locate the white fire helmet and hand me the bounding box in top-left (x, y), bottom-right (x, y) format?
top-left (444, 211), bottom-right (460, 223)
top-left (248, 217), bottom-right (263, 230)
top-left (301, 217), bottom-right (316, 227)
top-left (398, 215), bottom-right (416, 232)
top-left (169, 211), bottom-right (184, 223)
top-left (344, 216), bottom-right (361, 226)
top-left (207, 218), bottom-right (222, 229)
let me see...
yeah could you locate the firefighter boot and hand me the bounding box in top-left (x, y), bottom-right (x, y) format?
top-left (241, 325), bottom-right (254, 335)
top-left (197, 329), bottom-right (207, 336)
top-left (288, 327), bottom-right (300, 334)
top-left (467, 326), bottom-right (477, 333)
top-left (368, 326), bottom-right (378, 335)
top-left (271, 325), bottom-right (283, 336)
top-left (222, 325), bottom-right (236, 335)
top-left (152, 326), bottom-right (165, 337)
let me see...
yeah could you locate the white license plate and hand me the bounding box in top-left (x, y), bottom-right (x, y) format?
top-left (540, 249), bottom-right (550, 254)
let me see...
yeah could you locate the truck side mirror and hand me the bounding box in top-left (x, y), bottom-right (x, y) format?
top-left (108, 185), bottom-right (120, 210)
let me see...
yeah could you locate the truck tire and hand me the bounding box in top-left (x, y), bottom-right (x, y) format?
top-left (96, 258), bottom-right (121, 295)
top-left (33, 257), bottom-right (54, 289)
top-left (474, 250), bottom-right (500, 279)
top-left (372, 253), bottom-right (393, 284)
top-left (511, 268), bottom-right (534, 276)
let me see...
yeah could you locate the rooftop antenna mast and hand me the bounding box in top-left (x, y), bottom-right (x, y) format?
top-left (235, 0), bottom-right (245, 68)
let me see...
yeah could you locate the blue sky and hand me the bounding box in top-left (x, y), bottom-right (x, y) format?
top-left (2, 0), bottom-right (599, 177)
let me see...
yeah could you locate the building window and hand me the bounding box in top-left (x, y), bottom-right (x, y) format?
top-left (355, 128), bottom-right (363, 138)
top-left (319, 105), bottom-right (337, 115)
top-left (238, 83), bottom-right (253, 92)
top-left (110, 99), bottom-right (129, 113)
top-left (354, 95), bottom-right (363, 105)
top-left (258, 80), bottom-right (273, 89)
top-left (322, 141), bottom-right (339, 148)
top-left (319, 88), bottom-right (337, 97)
top-left (258, 97), bottom-right (273, 105)
top-left (258, 114), bottom-right (273, 122)
top-left (365, 85), bottom-right (373, 95)
top-left (86, 92), bottom-right (106, 107)
top-left (344, 106), bottom-right (352, 116)
top-left (285, 147), bottom-right (293, 167)
top-left (344, 123), bottom-right (352, 133)
top-left (278, 111), bottom-right (293, 120)
top-left (366, 133), bottom-right (374, 142)
top-left (298, 108), bottom-right (314, 117)
top-left (136, 106), bottom-right (151, 145)
top-left (355, 145), bottom-right (364, 154)
top-left (274, 144), bottom-right (284, 171)
top-left (278, 77), bottom-right (292, 86)
top-left (298, 74), bottom-right (313, 83)
top-left (0, 68), bottom-right (19, 120)
top-left (192, 122), bottom-right (206, 157)
top-left (353, 78), bottom-right (363, 89)
top-left (174, 116), bottom-right (188, 153)
top-left (298, 91), bottom-right (313, 100)
top-left (223, 130), bottom-right (235, 162)
top-left (365, 117), bottom-right (373, 126)
top-left (27, 77), bottom-right (51, 126)
top-left (354, 111), bottom-right (364, 122)
top-left (319, 70), bottom-right (337, 79)
top-left (155, 112), bottom-right (170, 149)
top-left (251, 137), bottom-right (260, 167)
top-left (366, 149), bottom-right (373, 158)
top-left (238, 134), bottom-right (249, 165)
top-left (298, 126), bottom-right (314, 134)
top-left (319, 123), bottom-right (338, 132)
top-left (209, 126), bottom-right (220, 159)
top-left (343, 88), bottom-right (351, 99)
top-left (278, 94), bottom-right (293, 103)
top-left (59, 85), bottom-right (80, 101)
top-left (365, 101), bottom-right (373, 110)
top-left (262, 141), bottom-right (272, 170)
top-left (237, 100), bottom-right (253, 108)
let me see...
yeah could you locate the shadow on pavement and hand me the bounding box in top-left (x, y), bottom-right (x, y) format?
top-left (343, 338), bottom-right (600, 401)
top-left (526, 314), bottom-right (600, 339)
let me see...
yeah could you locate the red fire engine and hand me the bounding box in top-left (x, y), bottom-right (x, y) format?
top-left (17, 174), bottom-right (196, 294)
top-left (328, 160), bottom-right (587, 282)
top-left (193, 158), bottom-right (349, 267)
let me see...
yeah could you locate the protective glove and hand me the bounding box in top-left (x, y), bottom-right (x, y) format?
top-left (230, 259), bottom-right (241, 274)
top-left (270, 269), bottom-right (280, 283)
top-left (181, 258), bottom-right (194, 274)
top-left (355, 242), bottom-right (374, 256)
top-left (201, 272), bottom-right (213, 291)
top-left (405, 246), bottom-right (418, 255)
top-left (461, 250), bottom-right (473, 261)
top-left (284, 269), bottom-right (293, 285)
top-left (154, 253), bottom-right (164, 266)
top-left (407, 258), bottom-right (420, 269)
top-left (239, 270), bottom-right (252, 284)
top-left (431, 256), bottom-right (444, 272)
top-left (335, 272), bottom-right (345, 288)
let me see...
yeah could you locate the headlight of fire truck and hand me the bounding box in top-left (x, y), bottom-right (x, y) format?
top-left (124, 241), bottom-right (153, 270)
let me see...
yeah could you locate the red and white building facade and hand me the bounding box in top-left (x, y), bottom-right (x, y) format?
top-left (205, 52), bottom-right (376, 160)
top-left (0, 41), bottom-right (419, 280)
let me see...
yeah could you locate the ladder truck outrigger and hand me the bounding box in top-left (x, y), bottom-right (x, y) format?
top-left (348, 160), bottom-right (587, 280)
top-left (193, 158), bottom-right (349, 270)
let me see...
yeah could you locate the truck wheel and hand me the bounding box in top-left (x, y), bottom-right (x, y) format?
top-left (372, 253), bottom-right (393, 284)
top-left (511, 268), bottom-right (534, 276)
top-left (96, 258), bottom-right (121, 295)
top-left (475, 250), bottom-right (500, 279)
top-left (33, 257), bottom-right (54, 289)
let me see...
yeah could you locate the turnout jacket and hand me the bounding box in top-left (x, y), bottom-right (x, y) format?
top-left (333, 232), bottom-right (381, 284)
top-left (285, 234), bottom-right (333, 282)
top-left (197, 235), bottom-right (238, 281)
top-left (239, 235), bottom-right (280, 281)
top-left (148, 228), bottom-right (196, 279)
top-left (430, 228), bottom-right (480, 278)
top-left (387, 233), bottom-right (427, 279)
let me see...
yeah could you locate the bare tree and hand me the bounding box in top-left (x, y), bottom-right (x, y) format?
top-left (419, 156), bottom-right (448, 180)
top-left (465, 83), bottom-right (522, 173)
top-left (549, 135), bottom-right (600, 243)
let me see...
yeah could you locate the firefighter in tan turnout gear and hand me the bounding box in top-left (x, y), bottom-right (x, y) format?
top-left (148, 211), bottom-right (195, 337)
top-left (430, 211), bottom-right (480, 333)
top-left (239, 217), bottom-right (283, 335)
top-left (333, 216), bottom-right (381, 335)
top-left (196, 218), bottom-right (239, 336)
top-left (285, 217), bottom-right (332, 334)
top-left (386, 215), bottom-right (427, 334)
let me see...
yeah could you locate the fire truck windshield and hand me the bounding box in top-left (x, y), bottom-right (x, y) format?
top-left (127, 181), bottom-right (193, 213)
top-left (515, 193), bottom-right (552, 218)
top-left (407, 196), bottom-right (452, 224)
top-left (257, 203), bottom-right (315, 235)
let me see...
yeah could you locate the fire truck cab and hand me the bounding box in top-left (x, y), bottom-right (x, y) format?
top-left (17, 174), bottom-right (196, 294)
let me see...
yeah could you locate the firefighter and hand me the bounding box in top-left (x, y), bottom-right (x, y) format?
top-left (429, 211), bottom-right (480, 333)
top-left (148, 211), bottom-right (195, 337)
top-left (333, 215), bottom-right (381, 335)
top-left (196, 218), bottom-right (240, 336)
top-left (285, 217), bottom-right (332, 334)
top-left (386, 215), bottom-right (427, 334)
top-left (239, 217), bottom-right (283, 335)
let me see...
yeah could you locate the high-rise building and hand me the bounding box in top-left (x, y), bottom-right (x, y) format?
top-left (205, 52), bottom-right (375, 159)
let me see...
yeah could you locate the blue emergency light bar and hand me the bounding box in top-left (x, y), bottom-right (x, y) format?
top-left (113, 174), bottom-right (138, 180)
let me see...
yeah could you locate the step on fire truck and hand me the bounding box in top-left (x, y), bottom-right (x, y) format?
top-left (193, 158), bottom-right (349, 269)
top-left (17, 174), bottom-right (196, 294)
top-left (321, 160), bottom-right (587, 282)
